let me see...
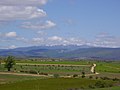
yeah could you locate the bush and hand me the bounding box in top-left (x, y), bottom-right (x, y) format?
top-left (67, 74), bottom-right (70, 76)
top-left (29, 70), bottom-right (38, 74)
top-left (39, 72), bottom-right (48, 75)
top-left (95, 76), bottom-right (99, 79)
top-left (95, 81), bottom-right (113, 88)
top-left (113, 78), bottom-right (119, 81)
top-left (81, 71), bottom-right (85, 78)
top-left (20, 70), bottom-right (29, 73)
top-left (100, 77), bottom-right (110, 80)
top-left (89, 76), bottom-right (93, 79)
top-left (95, 81), bottom-right (105, 88)
top-left (53, 74), bottom-right (59, 78)
top-left (88, 85), bottom-right (95, 89)
top-left (73, 74), bottom-right (78, 78)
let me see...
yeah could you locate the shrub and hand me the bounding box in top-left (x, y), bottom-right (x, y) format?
top-left (113, 78), bottom-right (119, 81)
top-left (67, 74), bottom-right (70, 76)
top-left (39, 72), bottom-right (48, 75)
top-left (95, 76), bottom-right (99, 79)
top-left (95, 81), bottom-right (113, 88)
top-left (100, 77), bottom-right (110, 80)
top-left (89, 76), bottom-right (93, 79)
top-left (95, 81), bottom-right (105, 88)
top-left (81, 71), bottom-right (85, 78)
top-left (20, 70), bottom-right (29, 73)
top-left (73, 74), bottom-right (78, 78)
top-left (29, 70), bottom-right (38, 74)
top-left (88, 85), bottom-right (95, 89)
top-left (53, 74), bottom-right (59, 78)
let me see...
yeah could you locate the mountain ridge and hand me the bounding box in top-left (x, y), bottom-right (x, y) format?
top-left (0, 45), bottom-right (120, 60)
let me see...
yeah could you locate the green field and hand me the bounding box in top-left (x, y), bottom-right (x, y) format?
top-left (0, 77), bottom-right (118, 90)
top-left (0, 74), bottom-right (42, 84)
top-left (0, 60), bottom-right (120, 90)
top-left (16, 60), bottom-right (120, 74)
top-left (93, 86), bottom-right (120, 90)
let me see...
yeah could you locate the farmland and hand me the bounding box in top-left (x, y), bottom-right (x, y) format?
top-left (0, 76), bottom-right (119, 90)
top-left (0, 59), bottom-right (120, 90)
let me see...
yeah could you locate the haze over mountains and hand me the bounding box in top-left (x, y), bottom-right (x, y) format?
top-left (0, 45), bottom-right (120, 60)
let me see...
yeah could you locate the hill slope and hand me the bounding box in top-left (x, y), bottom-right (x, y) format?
top-left (0, 45), bottom-right (120, 60)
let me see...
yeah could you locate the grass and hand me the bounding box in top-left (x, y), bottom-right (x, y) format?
top-left (0, 60), bottom-right (120, 90)
top-left (13, 64), bottom-right (90, 75)
top-left (16, 60), bottom-right (90, 65)
top-left (96, 72), bottom-right (120, 79)
top-left (92, 86), bottom-right (120, 90)
top-left (0, 74), bottom-right (43, 84)
top-left (15, 60), bottom-right (120, 74)
top-left (0, 78), bottom-right (116, 90)
top-left (95, 61), bottom-right (120, 73)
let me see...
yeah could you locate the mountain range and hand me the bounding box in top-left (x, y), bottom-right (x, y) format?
top-left (0, 45), bottom-right (120, 60)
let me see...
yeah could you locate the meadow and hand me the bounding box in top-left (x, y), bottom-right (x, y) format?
top-left (0, 59), bottom-right (120, 90)
top-left (0, 77), bottom-right (119, 90)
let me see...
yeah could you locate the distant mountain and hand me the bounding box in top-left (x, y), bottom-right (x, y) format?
top-left (0, 45), bottom-right (120, 60)
top-left (59, 48), bottom-right (120, 60)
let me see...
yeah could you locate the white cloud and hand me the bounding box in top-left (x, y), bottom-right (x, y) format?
top-left (0, 6), bottom-right (46, 21)
top-left (5, 32), bottom-right (17, 38)
top-left (37, 31), bottom-right (47, 36)
top-left (0, 0), bottom-right (48, 6)
top-left (46, 36), bottom-right (87, 46)
top-left (48, 36), bottom-right (63, 41)
top-left (9, 45), bottom-right (17, 49)
top-left (22, 20), bottom-right (56, 30)
top-left (32, 38), bottom-right (44, 42)
top-left (91, 33), bottom-right (120, 48)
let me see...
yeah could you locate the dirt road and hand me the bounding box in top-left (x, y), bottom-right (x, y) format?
top-left (0, 72), bottom-right (49, 77)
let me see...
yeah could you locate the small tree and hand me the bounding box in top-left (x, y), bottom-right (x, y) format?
top-left (0, 56), bottom-right (2, 65)
top-left (53, 74), bottom-right (59, 78)
top-left (4, 56), bottom-right (15, 71)
top-left (81, 71), bottom-right (85, 78)
top-left (89, 76), bottom-right (93, 79)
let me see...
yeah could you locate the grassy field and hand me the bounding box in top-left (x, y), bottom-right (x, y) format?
top-left (15, 60), bottom-right (120, 74)
top-left (0, 60), bottom-right (120, 90)
top-left (0, 74), bottom-right (43, 84)
top-left (15, 60), bottom-right (90, 65)
top-left (93, 86), bottom-right (120, 90)
top-left (0, 77), bottom-right (117, 90)
top-left (1, 60), bottom-right (120, 77)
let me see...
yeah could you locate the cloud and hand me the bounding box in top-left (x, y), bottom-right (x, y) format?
top-left (22, 20), bottom-right (56, 30)
top-left (91, 33), bottom-right (120, 48)
top-left (37, 31), bottom-right (47, 36)
top-left (8, 45), bottom-right (17, 49)
top-left (48, 36), bottom-right (63, 41)
top-left (46, 36), bottom-right (87, 46)
top-left (0, 0), bottom-right (48, 6)
top-left (0, 6), bottom-right (46, 21)
top-left (0, 45), bottom-right (17, 49)
top-left (32, 38), bottom-right (44, 42)
top-left (0, 32), bottom-right (27, 41)
top-left (5, 32), bottom-right (17, 38)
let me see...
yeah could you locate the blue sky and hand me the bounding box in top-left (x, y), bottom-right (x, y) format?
top-left (0, 0), bottom-right (120, 49)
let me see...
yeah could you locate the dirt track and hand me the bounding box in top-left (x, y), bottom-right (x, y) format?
top-left (0, 72), bottom-right (49, 77)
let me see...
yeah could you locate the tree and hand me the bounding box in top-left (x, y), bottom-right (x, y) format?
top-left (81, 71), bottom-right (85, 78)
top-left (4, 56), bottom-right (15, 71)
top-left (0, 56), bottom-right (2, 65)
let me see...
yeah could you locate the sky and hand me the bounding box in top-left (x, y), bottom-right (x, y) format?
top-left (0, 0), bottom-right (120, 49)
